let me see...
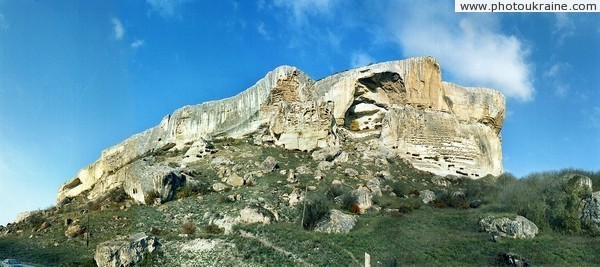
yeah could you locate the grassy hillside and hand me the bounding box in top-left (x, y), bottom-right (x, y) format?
top-left (1, 139), bottom-right (599, 266)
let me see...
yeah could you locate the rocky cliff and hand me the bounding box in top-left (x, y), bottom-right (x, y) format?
top-left (57, 56), bottom-right (505, 204)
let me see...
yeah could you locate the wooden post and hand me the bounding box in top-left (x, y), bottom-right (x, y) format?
top-left (365, 252), bottom-right (371, 267)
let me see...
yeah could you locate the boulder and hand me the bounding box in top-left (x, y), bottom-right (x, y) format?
top-left (261, 156), bottom-right (279, 171)
top-left (317, 161), bottom-right (334, 171)
top-left (65, 224), bottom-right (86, 238)
top-left (498, 252), bottom-right (530, 267)
top-left (212, 182), bottom-right (228, 192)
top-left (223, 173), bottom-right (244, 187)
top-left (311, 147), bottom-right (341, 162)
top-left (211, 156), bottom-right (233, 166)
top-left (314, 210), bottom-right (358, 234)
top-left (351, 186), bottom-right (373, 213)
top-left (366, 178), bottom-right (382, 197)
top-left (94, 233), bottom-right (160, 267)
top-left (419, 189), bottom-right (436, 204)
top-left (580, 191), bottom-right (600, 230)
top-left (479, 215), bottom-right (538, 239)
top-left (238, 206), bottom-right (276, 225)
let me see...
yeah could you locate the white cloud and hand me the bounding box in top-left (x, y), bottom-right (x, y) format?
top-left (544, 62), bottom-right (571, 97)
top-left (147, 0), bottom-right (191, 19)
top-left (111, 17), bottom-right (124, 40)
top-left (0, 14), bottom-right (8, 31)
top-left (257, 21), bottom-right (270, 40)
top-left (350, 51), bottom-right (374, 68)
top-left (387, 1), bottom-right (534, 101)
top-left (273, 0), bottom-right (335, 24)
top-left (131, 39), bottom-right (145, 49)
top-left (553, 13), bottom-right (575, 45)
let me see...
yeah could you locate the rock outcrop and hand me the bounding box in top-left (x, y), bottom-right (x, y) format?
top-left (94, 233), bottom-right (160, 267)
top-left (314, 209), bottom-right (358, 234)
top-left (580, 191), bottom-right (600, 230)
top-left (479, 215), bottom-right (538, 239)
top-left (57, 57), bottom-right (505, 204)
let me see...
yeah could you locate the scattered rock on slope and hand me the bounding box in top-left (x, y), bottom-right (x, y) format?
top-left (94, 233), bottom-right (160, 267)
top-left (479, 215), bottom-right (538, 239)
top-left (580, 191), bottom-right (600, 230)
top-left (314, 210), bottom-right (357, 234)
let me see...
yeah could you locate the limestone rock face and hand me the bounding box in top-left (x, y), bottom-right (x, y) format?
top-left (57, 56), bottom-right (505, 204)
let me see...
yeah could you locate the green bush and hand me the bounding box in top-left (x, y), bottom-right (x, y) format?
top-left (301, 195), bottom-right (330, 230)
top-left (204, 224), bottom-right (224, 234)
top-left (391, 182), bottom-right (411, 197)
top-left (182, 221), bottom-right (196, 235)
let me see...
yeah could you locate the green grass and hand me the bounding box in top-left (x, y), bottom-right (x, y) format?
top-left (237, 206), bottom-right (600, 266)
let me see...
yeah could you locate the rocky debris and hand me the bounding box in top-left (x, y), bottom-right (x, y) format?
top-left (182, 139), bottom-right (216, 164)
top-left (210, 215), bottom-right (237, 235)
top-left (479, 215), bottom-right (538, 239)
top-left (223, 173), bottom-right (244, 187)
top-left (286, 169), bottom-right (298, 183)
top-left (352, 186), bottom-right (373, 213)
top-left (38, 221), bottom-right (51, 231)
top-left (284, 188), bottom-right (304, 206)
top-left (498, 252), bottom-right (530, 267)
top-left (419, 190), bottom-right (436, 204)
top-left (366, 178), bottom-right (382, 197)
top-left (344, 168), bottom-right (359, 177)
top-left (238, 206), bottom-right (276, 225)
top-left (295, 165), bottom-right (311, 175)
top-left (261, 156), bottom-right (279, 171)
top-left (211, 156), bottom-right (233, 166)
top-left (65, 224), bottom-right (86, 238)
top-left (580, 191), bottom-right (600, 230)
top-left (212, 183), bottom-right (228, 192)
top-left (227, 194), bottom-right (242, 202)
top-left (375, 171), bottom-right (392, 180)
top-left (94, 233), bottom-right (160, 267)
top-left (317, 161), bottom-right (334, 171)
top-left (431, 176), bottom-right (451, 187)
top-left (312, 147), bottom-right (341, 162)
top-left (314, 170), bottom-right (324, 180)
top-left (314, 210), bottom-right (358, 234)
top-left (14, 210), bottom-right (40, 224)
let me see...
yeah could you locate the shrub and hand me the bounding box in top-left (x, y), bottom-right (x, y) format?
top-left (397, 198), bottom-right (422, 213)
top-left (182, 221), bottom-right (196, 235)
top-left (144, 190), bottom-right (161, 205)
top-left (204, 224), bottom-right (224, 234)
top-left (301, 195), bottom-right (330, 230)
top-left (326, 184), bottom-right (347, 200)
top-left (391, 182), bottom-right (410, 197)
top-left (339, 193), bottom-right (359, 213)
top-left (106, 187), bottom-right (130, 203)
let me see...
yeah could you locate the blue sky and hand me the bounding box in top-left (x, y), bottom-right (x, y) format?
top-left (0, 0), bottom-right (598, 225)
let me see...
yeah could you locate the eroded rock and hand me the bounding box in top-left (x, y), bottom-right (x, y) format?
top-left (479, 215), bottom-right (538, 239)
top-left (314, 210), bottom-right (358, 234)
top-left (94, 233), bottom-right (160, 267)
